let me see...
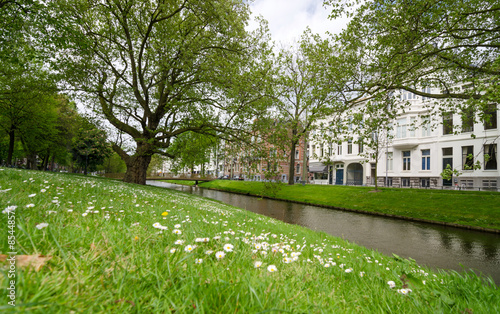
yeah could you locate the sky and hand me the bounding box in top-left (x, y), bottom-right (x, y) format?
top-left (248, 0), bottom-right (351, 45)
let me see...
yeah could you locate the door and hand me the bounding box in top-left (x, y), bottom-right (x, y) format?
top-left (442, 157), bottom-right (453, 186)
top-left (335, 169), bottom-right (344, 185)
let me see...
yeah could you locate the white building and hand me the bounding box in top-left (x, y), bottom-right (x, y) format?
top-left (309, 91), bottom-right (499, 190)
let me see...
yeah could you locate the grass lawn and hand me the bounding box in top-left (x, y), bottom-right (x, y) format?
top-left (198, 180), bottom-right (500, 231)
top-left (1, 168), bottom-right (499, 312)
top-left (162, 180), bottom-right (197, 186)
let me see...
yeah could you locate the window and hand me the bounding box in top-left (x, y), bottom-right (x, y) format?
top-left (296, 164), bottom-right (300, 174)
top-left (387, 152), bottom-right (393, 171)
top-left (442, 147), bottom-right (453, 186)
top-left (347, 140), bottom-right (353, 154)
top-left (402, 178), bottom-right (411, 187)
top-left (385, 177), bottom-right (393, 187)
top-left (462, 146), bottom-right (474, 170)
top-left (409, 117), bottom-right (417, 137)
top-left (402, 151), bottom-right (411, 171)
top-left (396, 118), bottom-right (407, 138)
top-left (295, 148), bottom-right (299, 159)
top-left (460, 179), bottom-right (474, 189)
top-left (443, 112), bottom-right (453, 135)
top-left (328, 145), bottom-right (333, 156)
top-left (422, 116), bottom-right (431, 137)
top-left (269, 148), bottom-right (276, 157)
top-left (358, 138), bottom-right (364, 154)
top-left (421, 149), bottom-right (430, 170)
top-left (461, 108), bottom-right (474, 133)
top-left (483, 179), bottom-right (498, 190)
top-left (484, 144), bottom-right (497, 170)
top-left (484, 104), bottom-right (497, 130)
top-left (338, 144), bottom-right (342, 155)
top-left (421, 178), bottom-right (430, 187)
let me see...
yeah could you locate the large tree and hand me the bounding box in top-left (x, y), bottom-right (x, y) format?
top-left (325, 0), bottom-right (499, 114)
top-left (272, 30), bottom-right (346, 185)
top-left (51, 0), bottom-right (273, 184)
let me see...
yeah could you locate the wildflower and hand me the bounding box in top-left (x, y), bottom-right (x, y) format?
top-left (174, 224), bottom-right (181, 228)
top-left (28, 194), bottom-right (36, 198)
top-left (387, 281), bottom-right (396, 288)
top-left (254, 261), bottom-right (263, 268)
top-left (26, 204), bottom-right (35, 208)
top-left (184, 245), bottom-right (195, 253)
top-left (170, 248), bottom-right (177, 253)
top-left (223, 244), bottom-right (234, 252)
top-left (41, 189), bottom-right (46, 193)
top-left (67, 209), bottom-right (73, 212)
top-left (345, 268), bottom-right (353, 273)
top-left (283, 257), bottom-right (292, 264)
top-left (195, 259), bottom-right (203, 264)
top-left (397, 288), bottom-right (412, 295)
top-left (267, 265), bottom-right (278, 273)
top-left (205, 250), bottom-right (214, 255)
top-left (215, 251), bottom-right (225, 259)
top-left (161, 212), bottom-right (168, 216)
top-left (36, 223), bottom-right (49, 229)
top-left (360, 272), bottom-right (365, 277)
top-left (82, 213), bottom-right (88, 217)
top-left (0, 188), bottom-right (12, 193)
top-left (3, 205), bottom-right (17, 214)
top-left (174, 240), bottom-right (184, 245)
top-left (195, 238), bottom-right (210, 243)
top-left (134, 236), bottom-right (139, 240)
top-left (172, 229), bottom-right (182, 235)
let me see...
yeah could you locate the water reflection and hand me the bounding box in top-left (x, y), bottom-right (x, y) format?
top-left (148, 182), bottom-right (500, 284)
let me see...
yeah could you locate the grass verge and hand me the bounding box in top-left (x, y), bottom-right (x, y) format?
top-left (1, 168), bottom-right (499, 312)
top-left (198, 180), bottom-right (500, 231)
top-left (162, 180), bottom-right (197, 186)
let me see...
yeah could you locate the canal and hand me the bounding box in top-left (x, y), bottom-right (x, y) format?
top-left (148, 181), bottom-right (500, 284)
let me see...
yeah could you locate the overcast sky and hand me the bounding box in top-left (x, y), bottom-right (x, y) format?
top-left (248, 0), bottom-right (350, 45)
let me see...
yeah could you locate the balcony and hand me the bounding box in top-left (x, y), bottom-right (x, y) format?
top-left (392, 138), bottom-right (419, 149)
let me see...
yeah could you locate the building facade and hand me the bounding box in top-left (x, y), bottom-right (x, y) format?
top-left (309, 92), bottom-right (499, 190)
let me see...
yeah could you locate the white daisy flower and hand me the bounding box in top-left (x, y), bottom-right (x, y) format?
top-left (254, 261), bottom-right (263, 268)
top-left (223, 244), bottom-right (234, 252)
top-left (36, 223), bottom-right (49, 229)
top-left (267, 265), bottom-right (277, 273)
top-left (215, 251), bottom-right (225, 259)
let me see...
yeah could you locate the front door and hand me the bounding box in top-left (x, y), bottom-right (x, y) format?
top-left (335, 169), bottom-right (344, 185)
top-left (442, 157), bottom-right (453, 186)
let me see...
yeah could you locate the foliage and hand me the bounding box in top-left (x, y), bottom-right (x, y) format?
top-left (325, 0), bottom-right (500, 116)
top-left (72, 124), bottom-right (113, 175)
top-left (271, 30), bottom-right (347, 185)
top-left (51, 0), bottom-right (274, 184)
top-left (167, 132), bottom-right (218, 175)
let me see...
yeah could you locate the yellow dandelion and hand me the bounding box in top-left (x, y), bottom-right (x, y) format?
top-left (162, 212), bottom-right (168, 216)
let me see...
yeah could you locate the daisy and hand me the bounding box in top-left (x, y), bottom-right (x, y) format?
top-left (36, 223), bottom-right (49, 229)
top-left (184, 245), bottom-right (195, 253)
top-left (3, 205), bottom-right (17, 214)
top-left (215, 251), bottom-right (225, 259)
top-left (28, 194), bottom-right (36, 198)
top-left (195, 259), bottom-right (203, 264)
top-left (26, 204), bottom-right (35, 208)
top-left (397, 288), bottom-right (412, 295)
top-left (267, 265), bottom-right (277, 273)
top-left (174, 224), bottom-right (181, 228)
top-left (170, 248), bottom-right (177, 253)
top-left (172, 229), bottom-right (182, 235)
top-left (387, 281), bottom-right (396, 288)
top-left (174, 240), bottom-right (184, 245)
top-left (223, 244), bottom-right (234, 252)
top-left (40, 189), bottom-right (46, 193)
top-left (345, 268), bottom-right (353, 273)
top-left (254, 261), bottom-right (263, 268)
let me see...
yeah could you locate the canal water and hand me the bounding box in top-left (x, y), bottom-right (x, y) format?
top-left (148, 181), bottom-right (500, 284)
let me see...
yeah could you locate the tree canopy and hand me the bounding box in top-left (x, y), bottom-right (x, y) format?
top-left (50, 0), bottom-right (273, 184)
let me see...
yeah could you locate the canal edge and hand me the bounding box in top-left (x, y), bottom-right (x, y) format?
top-left (202, 187), bottom-right (500, 235)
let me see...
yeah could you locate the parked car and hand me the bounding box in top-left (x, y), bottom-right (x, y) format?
top-left (218, 175), bottom-right (229, 180)
top-left (232, 176), bottom-right (244, 181)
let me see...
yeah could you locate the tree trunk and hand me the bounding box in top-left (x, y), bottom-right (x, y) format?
top-left (123, 154), bottom-right (152, 185)
top-left (288, 138), bottom-right (298, 185)
top-left (7, 129), bottom-right (15, 166)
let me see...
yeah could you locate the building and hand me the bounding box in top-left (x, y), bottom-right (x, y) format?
top-left (309, 90), bottom-right (499, 190)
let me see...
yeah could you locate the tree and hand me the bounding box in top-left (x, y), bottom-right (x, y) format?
top-left (325, 0), bottom-right (500, 116)
top-left (272, 30), bottom-right (345, 185)
top-left (51, 0), bottom-right (273, 185)
top-left (166, 131), bottom-right (218, 176)
top-left (72, 125), bottom-right (113, 175)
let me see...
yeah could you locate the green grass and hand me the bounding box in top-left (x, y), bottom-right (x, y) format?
top-left (1, 167), bottom-right (499, 313)
top-left (162, 180), bottom-right (197, 186)
top-left (198, 180), bottom-right (500, 231)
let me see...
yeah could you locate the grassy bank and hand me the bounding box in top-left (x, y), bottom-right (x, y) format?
top-left (162, 180), bottom-right (197, 186)
top-left (198, 180), bottom-right (500, 231)
top-left (1, 168), bottom-right (499, 312)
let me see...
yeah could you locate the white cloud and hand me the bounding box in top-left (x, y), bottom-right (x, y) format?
top-left (248, 0), bottom-right (350, 45)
